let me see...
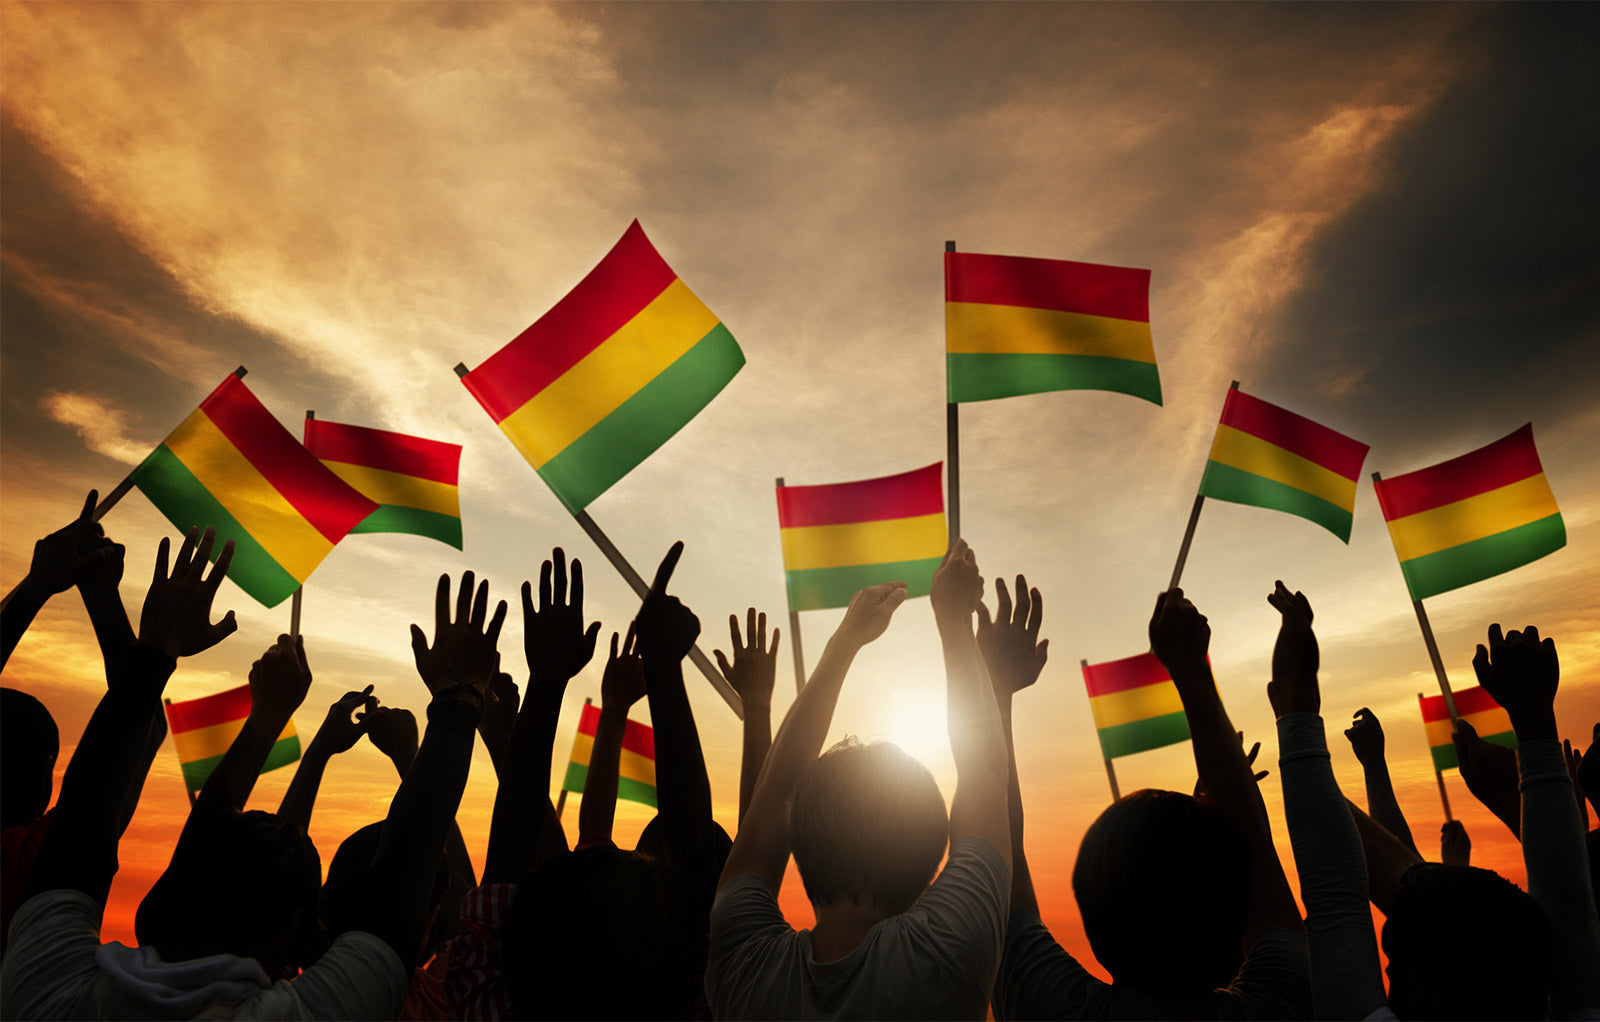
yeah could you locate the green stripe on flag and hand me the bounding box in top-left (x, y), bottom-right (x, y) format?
top-left (784, 557), bottom-right (943, 612)
top-left (561, 762), bottom-right (658, 807)
top-left (1096, 710), bottom-right (1190, 759)
top-left (351, 505), bottom-right (463, 549)
top-left (1399, 513), bottom-right (1566, 601)
top-left (180, 734), bottom-right (301, 793)
top-left (1430, 728), bottom-right (1517, 772)
top-left (537, 323), bottom-right (745, 512)
top-left (1198, 460), bottom-right (1354, 541)
top-left (947, 353), bottom-right (1162, 405)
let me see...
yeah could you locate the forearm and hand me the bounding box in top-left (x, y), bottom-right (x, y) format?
top-left (940, 619), bottom-right (1009, 848)
top-left (484, 695), bottom-right (568, 883)
top-left (79, 582), bottom-right (135, 683)
top-left (276, 744), bottom-right (334, 831)
top-left (1517, 736), bottom-right (1600, 1012)
top-left (194, 712), bottom-right (289, 816)
top-left (1346, 798), bottom-right (1422, 914)
top-left (1359, 760), bottom-right (1419, 856)
top-left (643, 657), bottom-right (715, 840)
top-left (0, 580), bottom-right (50, 669)
top-left (999, 699), bottom-right (1038, 915)
top-left (577, 704), bottom-right (628, 845)
top-left (738, 699), bottom-right (772, 824)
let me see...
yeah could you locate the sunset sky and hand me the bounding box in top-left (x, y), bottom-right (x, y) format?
top-left (3, 2), bottom-right (1597, 977)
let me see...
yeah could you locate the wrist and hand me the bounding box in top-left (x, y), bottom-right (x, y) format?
top-left (1508, 706), bottom-right (1558, 742)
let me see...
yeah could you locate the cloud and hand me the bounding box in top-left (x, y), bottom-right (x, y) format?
top-left (39, 390), bottom-right (149, 465)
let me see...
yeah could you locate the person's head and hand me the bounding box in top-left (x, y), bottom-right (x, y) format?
top-left (1072, 789), bottom-right (1251, 997)
top-left (1381, 863), bottom-right (1548, 1019)
top-left (320, 821), bottom-right (451, 966)
top-left (504, 846), bottom-right (695, 1019)
top-left (789, 737), bottom-right (948, 915)
top-left (136, 809), bottom-right (321, 977)
top-left (635, 814), bottom-right (733, 870)
top-left (1, 688), bottom-right (58, 830)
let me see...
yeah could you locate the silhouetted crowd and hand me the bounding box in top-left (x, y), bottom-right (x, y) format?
top-left (2, 494), bottom-right (1597, 1019)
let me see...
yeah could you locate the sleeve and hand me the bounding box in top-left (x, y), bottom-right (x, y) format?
top-left (0, 889), bottom-right (106, 1020)
top-left (705, 874), bottom-right (794, 1013)
top-left (903, 836), bottom-right (1010, 985)
top-left (1276, 713), bottom-right (1388, 1020)
top-left (991, 910), bottom-right (1104, 1021)
top-left (1516, 737), bottom-right (1600, 1016)
top-left (1219, 927), bottom-right (1313, 1020)
top-left (446, 884), bottom-right (518, 1022)
top-left (234, 931), bottom-right (408, 1021)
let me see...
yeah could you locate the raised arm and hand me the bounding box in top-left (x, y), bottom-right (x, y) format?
top-left (276, 686), bottom-right (376, 830)
top-left (715, 609), bottom-right (779, 824)
top-left (1452, 717), bottom-right (1523, 839)
top-left (192, 633), bottom-right (313, 817)
top-left (1, 491), bottom-right (124, 671)
top-left (578, 626), bottom-right (646, 848)
top-left (1344, 708), bottom-right (1420, 855)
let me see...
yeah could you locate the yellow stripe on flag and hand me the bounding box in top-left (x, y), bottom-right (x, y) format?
top-left (322, 461), bottom-right (460, 516)
top-left (945, 302), bottom-right (1155, 362)
top-left (1386, 474), bottom-right (1560, 562)
top-left (567, 732), bottom-right (656, 786)
top-left (1208, 425), bottom-right (1358, 509)
top-left (1088, 682), bottom-right (1184, 731)
top-left (779, 513), bottom-right (948, 573)
top-left (165, 410), bottom-right (334, 581)
top-left (171, 717), bottom-right (296, 765)
top-left (497, 279), bottom-right (720, 469)
top-left (1422, 707), bottom-right (1515, 750)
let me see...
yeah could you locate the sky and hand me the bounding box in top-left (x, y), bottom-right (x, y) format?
top-left (3, 0), bottom-right (1598, 977)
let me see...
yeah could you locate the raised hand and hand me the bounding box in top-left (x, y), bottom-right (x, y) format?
top-left (1266, 581), bottom-right (1319, 717)
top-left (248, 634), bottom-right (314, 726)
top-left (1148, 587), bottom-right (1210, 682)
top-left (929, 538), bottom-right (982, 625)
top-left (26, 491), bottom-right (120, 596)
top-left (137, 527), bottom-right (237, 659)
top-left (714, 610), bottom-right (778, 711)
top-left (838, 582), bottom-right (908, 649)
top-left (1472, 624), bottom-right (1559, 740)
top-left (976, 574), bottom-right (1047, 700)
top-left (367, 704), bottom-right (420, 767)
top-left (411, 571), bottom-right (508, 698)
top-left (1345, 708), bottom-right (1386, 765)
top-left (477, 672), bottom-right (520, 768)
top-left (311, 685), bottom-right (377, 755)
top-left (1441, 819), bottom-right (1471, 865)
top-left (634, 541), bottom-right (700, 662)
top-left (520, 548), bottom-right (600, 687)
top-left (603, 624), bottom-right (647, 710)
top-left (1452, 717), bottom-right (1522, 839)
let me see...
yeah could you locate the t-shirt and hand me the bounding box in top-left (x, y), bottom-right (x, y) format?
top-left (706, 836), bottom-right (1010, 1020)
top-left (993, 913), bottom-right (1311, 1019)
top-left (0, 888), bottom-right (408, 1020)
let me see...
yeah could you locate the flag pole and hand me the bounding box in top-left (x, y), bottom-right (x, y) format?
top-left (945, 241), bottom-right (961, 546)
top-left (454, 365), bottom-right (743, 719)
top-left (776, 477), bottom-right (807, 694)
top-left (1084, 660), bottom-right (1122, 802)
top-left (1376, 472), bottom-right (1460, 723)
top-left (164, 699), bottom-right (197, 808)
top-left (287, 408), bottom-right (315, 640)
top-left (555, 695), bottom-right (592, 819)
top-left (1168, 381), bottom-right (1237, 590)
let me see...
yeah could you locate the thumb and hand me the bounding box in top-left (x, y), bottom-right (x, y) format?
top-left (214, 611), bottom-right (238, 642)
top-left (410, 623), bottom-right (429, 663)
top-left (714, 649), bottom-right (733, 680)
top-left (976, 602), bottom-right (993, 631)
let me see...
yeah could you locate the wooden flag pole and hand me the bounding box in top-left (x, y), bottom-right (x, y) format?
top-left (1167, 381), bottom-right (1237, 590)
top-left (1420, 693), bottom-right (1456, 822)
top-left (1085, 659), bottom-right (1123, 802)
top-left (1375, 472), bottom-right (1460, 722)
top-left (287, 408), bottom-right (315, 640)
top-left (454, 365), bottom-right (743, 719)
top-left (164, 698), bottom-right (197, 808)
top-left (776, 477), bottom-right (807, 694)
top-left (945, 241), bottom-right (961, 546)
top-left (554, 789), bottom-right (567, 819)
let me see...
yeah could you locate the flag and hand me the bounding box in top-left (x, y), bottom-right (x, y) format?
top-left (303, 419), bottom-right (464, 549)
top-left (945, 249), bottom-right (1159, 405)
top-left (561, 702), bottom-right (657, 808)
top-left (1197, 388), bottom-right (1370, 542)
top-left (129, 374), bottom-right (378, 607)
top-left (460, 221), bottom-right (745, 513)
top-left (776, 463), bottom-right (947, 612)
top-left (1082, 653), bottom-right (1191, 759)
top-left (165, 685), bottom-right (300, 794)
top-left (1373, 424), bottom-right (1564, 601)
top-left (1419, 686), bottom-right (1516, 772)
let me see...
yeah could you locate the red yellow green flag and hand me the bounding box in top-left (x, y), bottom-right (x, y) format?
top-left (165, 685), bottom-right (299, 794)
top-left (1198, 388), bottom-right (1369, 542)
top-left (776, 463), bottom-right (947, 612)
top-left (1419, 686), bottom-right (1516, 772)
top-left (129, 374), bottom-right (379, 607)
top-left (561, 702), bottom-right (657, 808)
top-left (303, 419), bottom-right (464, 550)
top-left (945, 250), bottom-right (1159, 405)
top-left (461, 221), bottom-right (745, 513)
top-left (1373, 424), bottom-right (1564, 601)
top-left (1082, 653), bottom-right (1190, 759)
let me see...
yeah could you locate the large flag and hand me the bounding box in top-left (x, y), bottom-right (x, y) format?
top-left (776, 463), bottom-right (947, 612)
top-left (1419, 686), bottom-right (1516, 772)
top-left (1373, 424), bottom-right (1564, 601)
top-left (165, 685), bottom-right (300, 794)
top-left (460, 221), bottom-right (745, 513)
top-left (945, 249), bottom-right (1159, 405)
top-left (561, 702), bottom-right (657, 808)
top-left (1197, 388), bottom-right (1369, 542)
top-left (1082, 653), bottom-right (1191, 759)
top-left (304, 419), bottom-right (464, 549)
top-left (129, 374), bottom-right (378, 607)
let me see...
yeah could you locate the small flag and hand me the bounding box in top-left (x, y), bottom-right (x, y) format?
top-left (303, 419), bottom-right (464, 549)
top-left (461, 221), bottom-right (745, 513)
top-left (1082, 653), bottom-right (1191, 759)
top-left (1197, 388), bottom-right (1369, 542)
top-left (1374, 424), bottom-right (1565, 601)
top-left (1419, 687), bottom-right (1516, 772)
top-left (945, 249), bottom-right (1159, 405)
top-left (165, 685), bottom-right (300, 794)
top-left (776, 463), bottom-right (947, 612)
top-left (561, 703), bottom-right (657, 808)
top-left (129, 374), bottom-right (378, 607)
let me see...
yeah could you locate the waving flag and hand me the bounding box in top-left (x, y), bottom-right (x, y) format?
top-left (1374, 424), bottom-right (1564, 601)
top-left (461, 221), bottom-right (745, 513)
top-left (166, 685), bottom-right (299, 794)
top-left (561, 702), bottom-right (657, 808)
top-left (129, 373), bottom-right (378, 607)
top-left (777, 463), bottom-right (947, 612)
top-left (1198, 388), bottom-right (1369, 542)
top-left (304, 418), bottom-right (463, 549)
top-left (1083, 653), bottom-right (1190, 759)
top-left (1419, 686), bottom-right (1516, 772)
top-left (945, 250), bottom-right (1159, 405)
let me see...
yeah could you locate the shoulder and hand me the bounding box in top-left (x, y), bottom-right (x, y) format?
top-left (0, 889), bottom-right (105, 1019)
top-left (235, 931), bottom-right (408, 1021)
top-left (706, 876), bottom-right (802, 1013)
top-left (1216, 927), bottom-right (1313, 1019)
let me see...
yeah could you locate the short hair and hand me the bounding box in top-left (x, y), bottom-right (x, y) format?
top-left (1072, 789), bottom-right (1251, 997)
top-left (320, 821), bottom-right (450, 965)
top-left (1, 688), bottom-right (58, 830)
top-left (1382, 863), bottom-right (1548, 1019)
top-left (789, 738), bottom-right (948, 915)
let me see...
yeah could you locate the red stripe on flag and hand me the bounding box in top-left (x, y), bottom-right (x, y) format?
top-left (199, 376), bottom-right (377, 543)
top-left (166, 684), bottom-right (252, 733)
top-left (462, 221), bottom-right (680, 423)
top-left (1419, 685), bottom-right (1507, 722)
top-left (576, 702), bottom-right (655, 759)
top-left (1374, 424), bottom-right (1544, 521)
top-left (776, 463), bottom-right (945, 529)
top-left (1082, 652), bottom-right (1172, 698)
top-left (945, 251), bottom-right (1149, 322)
top-left (304, 419), bottom-right (461, 485)
top-left (1219, 389), bottom-right (1369, 481)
